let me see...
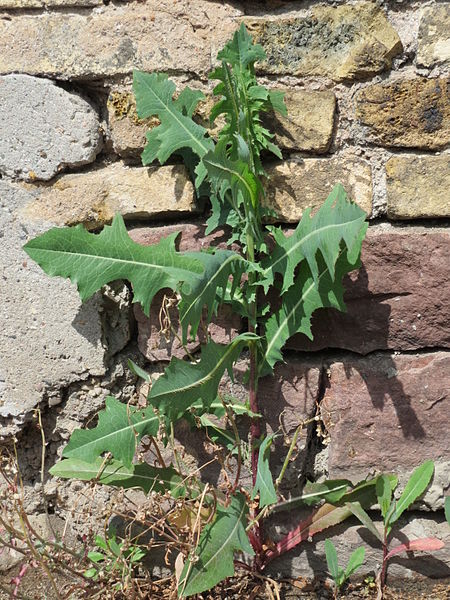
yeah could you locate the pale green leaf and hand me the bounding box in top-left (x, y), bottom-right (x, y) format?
top-left (62, 397), bottom-right (158, 468)
top-left (50, 458), bottom-right (188, 498)
top-left (345, 546), bottom-right (365, 579)
top-left (376, 474), bottom-right (394, 520)
top-left (301, 479), bottom-right (352, 506)
top-left (324, 539), bottom-right (339, 582)
top-left (23, 214), bottom-right (204, 316)
top-left (445, 496), bottom-right (450, 526)
top-left (251, 435), bottom-right (277, 508)
top-left (178, 493), bottom-right (253, 597)
top-left (148, 334), bottom-right (259, 422)
top-left (393, 460), bottom-right (434, 522)
top-left (261, 184), bottom-right (368, 294)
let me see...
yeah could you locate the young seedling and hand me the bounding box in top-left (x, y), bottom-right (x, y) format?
top-left (347, 461), bottom-right (444, 593)
top-left (325, 538), bottom-right (365, 598)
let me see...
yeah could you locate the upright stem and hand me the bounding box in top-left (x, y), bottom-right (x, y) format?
top-left (246, 225), bottom-right (264, 565)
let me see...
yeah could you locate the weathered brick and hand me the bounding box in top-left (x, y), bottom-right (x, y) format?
top-left (287, 226), bottom-right (450, 354)
top-left (321, 352), bottom-right (450, 508)
top-left (0, 0), bottom-right (100, 6)
top-left (0, 180), bottom-right (108, 437)
top-left (0, 1), bottom-right (241, 79)
top-left (417, 5), bottom-right (450, 69)
top-left (386, 155), bottom-right (450, 220)
top-left (0, 74), bottom-right (102, 181)
top-left (356, 78), bottom-right (450, 150)
top-left (107, 91), bottom-right (151, 159)
top-left (20, 162), bottom-right (197, 229)
top-left (264, 158), bottom-right (372, 222)
top-left (247, 3), bottom-right (402, 81)
top-left (265, 89), bottom-right (336, 153)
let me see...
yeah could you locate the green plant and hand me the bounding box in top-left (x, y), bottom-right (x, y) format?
top-left (84, 528), bottom-right (146, 585)
top-left (24, 24), bottom-right (371, 596)
top-left (347, 460), bottom-right (444, 591)
top-left (324, 538), bottom-right (365, 597)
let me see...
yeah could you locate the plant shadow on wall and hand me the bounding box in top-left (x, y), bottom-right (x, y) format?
top-left (21, 24), bottom-right (445, 599)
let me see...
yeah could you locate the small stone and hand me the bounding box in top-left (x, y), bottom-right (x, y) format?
top-left (386, 155), bottom-right (450, 219)
top-left (20, 162), bottom-right (197, 229)
top-left (264, 157), bottom-right (372, 223)
top-left (0, 74), bottom-right (102, 181)
top-left (0, 180), bottom-right (106, 439)
top-left (264, 89), bottom-right (336, 153)
top-left (107, 90), bottom-right (156, 159)
top-left (247, 2), bottom-right (402, 81)
top-left (417, 5), bottom-right (450, 69)
top-left (356, 77), bottom-right (450, 150)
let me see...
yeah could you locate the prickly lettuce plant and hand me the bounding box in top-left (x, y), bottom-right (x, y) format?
top-left (24, 25), bottom-right (370, 597)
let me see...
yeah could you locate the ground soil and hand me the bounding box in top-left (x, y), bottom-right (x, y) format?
top-left (1, 567), bottom-right (448, 600)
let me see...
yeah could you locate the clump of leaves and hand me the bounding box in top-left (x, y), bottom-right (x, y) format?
top-left (24, 24), bottom-right (371, 597)
top-left (347, 460), bottom-right (444, 592)
top-left (324, 539), bottom-right (365, 598)
top-left (85, 529), bottom-right (146, 587)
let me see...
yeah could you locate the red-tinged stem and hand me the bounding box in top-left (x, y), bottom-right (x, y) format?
top-left (261, 510), bottom-right (315, 568)
top-left (380, 529), bottom-right (389, 590)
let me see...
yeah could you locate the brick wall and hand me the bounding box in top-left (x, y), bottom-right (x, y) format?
top-left (0, 0), bottom-right (448, 580)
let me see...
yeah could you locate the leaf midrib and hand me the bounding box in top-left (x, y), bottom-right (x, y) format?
top-left (139, 75), bottom-right (211, 158)
top-left (264, 217), bottom-right (363, 279)
top-left (184, 500), bottom-right (247, 591)
top-left (64, 414), bottom-right (158, 459)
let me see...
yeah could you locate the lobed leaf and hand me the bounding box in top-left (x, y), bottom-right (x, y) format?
top-left (23, 214), bottom-right (204, 316)
top-left (251, 435), bottom-right (278, 508)
top-left (50, 458), bottom-right (188, 498)
top-left (178, 493), bottom-right (253, 596)
top-left (62, 396), bottom-right (158, 468)
top-left (260, 240), bottom-right (364, 375)
top-left (261, 184), bottom-right (367, 295)
top-left (133, 71), bottom-right (214, 188)
top-left (148, 334), bottom-right (259, 422)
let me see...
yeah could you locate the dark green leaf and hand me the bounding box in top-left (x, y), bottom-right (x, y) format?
top-left (178, 493), bottom-right (253, 596)
top-left (445, 496), bottom-right (450, 526)
top-left (261, 241), bottom-right (364, 375)
top-left (301, 479), bottom-right (352, 506)
top-left (127, 359), bottom-right (151, 383)
top-left (179, 249), bottom-right (249, 343)
top-left (376, 474), bottom-right (395, 521)
top-left (148, 334), bottom-right (259, 422)
top-left (133, 71), bottom-right (214, 187)
top-left (50, 458), bottom-right (188, 498)
top-left (251, 435), bottom-right (277, 508)
top-left (62, 396), bottom-right (158, 468)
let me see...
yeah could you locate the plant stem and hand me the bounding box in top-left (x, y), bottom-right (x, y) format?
top-left (380, 529), bottom-right (389, 591)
